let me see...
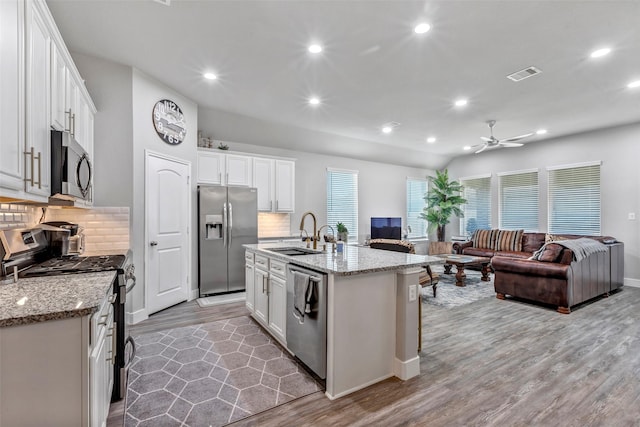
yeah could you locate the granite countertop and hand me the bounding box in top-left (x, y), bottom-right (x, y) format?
top-left (244, 242), bottom-right (443, 276)
top-left (0, 271), bottom-right (116, 327)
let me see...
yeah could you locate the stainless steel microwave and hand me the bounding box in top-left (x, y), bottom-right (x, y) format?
top-left (51, 130), bottom-right (92, 201)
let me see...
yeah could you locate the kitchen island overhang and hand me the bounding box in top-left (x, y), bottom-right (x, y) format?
top-left (244, 243), bottom-right (443, 399)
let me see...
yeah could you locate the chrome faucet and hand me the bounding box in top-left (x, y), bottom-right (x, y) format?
top-left (317, 224), bottom-right (336, 252)
top-left (299, 211), bottom-right (318, 250)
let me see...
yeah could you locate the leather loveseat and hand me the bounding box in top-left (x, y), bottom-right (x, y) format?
top-left (453, 230), bottom-right (624, 313)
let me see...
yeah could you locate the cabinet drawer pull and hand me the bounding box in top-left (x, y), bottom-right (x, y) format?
top-left (24, 147), bottom-right (35, 186)
top-left (65, 109), bottom-right (72, 133)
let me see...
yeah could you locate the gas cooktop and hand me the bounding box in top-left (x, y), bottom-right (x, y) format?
top-left (20, 254), bottom-right (127, 277)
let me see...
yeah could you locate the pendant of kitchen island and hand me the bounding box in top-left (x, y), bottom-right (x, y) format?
top-left (152, 99), bottom-right (186, 145)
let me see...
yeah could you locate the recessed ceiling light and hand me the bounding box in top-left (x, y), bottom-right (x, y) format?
top-left (308, 44), bottom-right (323, 54)
top-left (414, 23), bottom-right (431, 34)
top-left (627, 80), bottom-right (640, 89)
top-left (203, 72), bottom-right (217, 80)
top-left (463, 146), bottom-right (471, 151)
top-left (309, 97), bottom-right (320, 105)
top-left (536, 129), bottom-right (548, 135)
top-left (590, 47), bottom-right (611, 58)
top-left (426, 137), bottom-right (436, 143)
top-left (382, 126), bottom-right (393, 134)
top-left (454, 98), bottom-right (468, 107)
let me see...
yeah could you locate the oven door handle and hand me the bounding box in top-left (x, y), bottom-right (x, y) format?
top-left (124, 335), bottom-right (137, 369)
top-left (125, 275), bottom-right (137, 294)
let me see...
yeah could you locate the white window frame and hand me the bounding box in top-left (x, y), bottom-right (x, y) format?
top-left (326, 167), bottom-right (359, 240)
top-left (459, 173), bottom-right (492, 237)
top-left (547, 161), bottom-right (601, 235)
top-left (498, 168), bottom-right (539, 232)
top-left (406, 177), bottom-right (427, 238)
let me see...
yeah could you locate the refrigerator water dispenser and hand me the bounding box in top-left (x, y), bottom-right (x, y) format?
top-left (205, 214), bottom-right (223, 239)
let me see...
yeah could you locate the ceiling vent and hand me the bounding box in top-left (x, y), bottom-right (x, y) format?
top-left (507, 66), bottom-right (542, 82)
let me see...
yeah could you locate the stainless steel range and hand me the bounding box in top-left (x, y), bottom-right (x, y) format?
top-left (0, 226), bottom-right (136, 402)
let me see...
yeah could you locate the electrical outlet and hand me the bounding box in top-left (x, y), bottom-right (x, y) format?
top-left (409, 284), bottom-right (417, 302)
top-left (629, 212), bottom-right (636, 220)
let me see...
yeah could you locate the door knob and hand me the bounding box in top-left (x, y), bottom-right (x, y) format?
top-left (150, 241), bottom-right (158, 246)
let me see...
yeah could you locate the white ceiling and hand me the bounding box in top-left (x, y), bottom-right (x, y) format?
top-left (47, 0), bottom-right (640, 169)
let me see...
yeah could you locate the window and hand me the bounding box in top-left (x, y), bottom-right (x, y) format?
top-left (499, 169), bottom-right (539, 231)
top-left (406, 178), bottom-right (427, 238)
top-left (459, 175), bottom-right (491, 237)
top-left (326, 168), bottom-right (358, 239)
top-left (548, 161), bottom-right (601, 235)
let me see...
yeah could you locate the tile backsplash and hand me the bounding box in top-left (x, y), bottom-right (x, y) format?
top-left (258, 213), bottom-right (291, 238)
top-left (45, 206), bottom-right (130, 255)
top-left (0, 204), bottom-right (39, 229)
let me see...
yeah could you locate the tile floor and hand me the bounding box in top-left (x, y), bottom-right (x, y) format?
top-left (125, 316), bottom-right (321, 426)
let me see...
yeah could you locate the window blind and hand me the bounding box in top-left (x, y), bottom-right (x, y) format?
top-left (326, 169), bottom-right (358, 239)
top-left (499, 170), bottom-right (539, 232)
top-left (460, 175), bottom-right (491, 237)
top-left (548, 162), bottom-right (601, 235)
top-left (406, 178), bottom-right (427, 238)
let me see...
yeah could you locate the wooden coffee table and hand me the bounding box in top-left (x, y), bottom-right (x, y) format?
top-left (437, 255), bottom-right (492, 287)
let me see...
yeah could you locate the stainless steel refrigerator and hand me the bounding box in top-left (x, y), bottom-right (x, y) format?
top-left (198, 185), bottom-right (258, 296)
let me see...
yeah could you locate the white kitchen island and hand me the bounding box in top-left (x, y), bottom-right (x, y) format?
top-left (243, 242), bottom-right (443, 399)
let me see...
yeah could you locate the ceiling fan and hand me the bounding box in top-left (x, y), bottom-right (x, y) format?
top-left (473, 120), bottom-right (534, 154)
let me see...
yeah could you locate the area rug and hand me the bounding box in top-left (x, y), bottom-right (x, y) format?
top-left (124, 316), bottom-right (321, 426)
top-left (421, 266), bottom-right (496, 308)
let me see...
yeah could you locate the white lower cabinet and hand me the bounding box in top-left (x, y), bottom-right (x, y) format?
top-left (267, 260), bottom-right (287, 343)
top-left (253, 258), bottom-right (269, 325)
top-left (0, 288), bottom-right (114, 427)
top-left (245, 251), bottom-right (255, 311)
top-left (90, 302), bottom-right (114, 427)
top-left (246, 252), bottom-right (287, 346)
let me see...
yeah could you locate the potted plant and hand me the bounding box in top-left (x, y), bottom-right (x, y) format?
top-left (420, 169), bottom-right (466, 242)
top-left (336, 222), bottom-right (348, 242)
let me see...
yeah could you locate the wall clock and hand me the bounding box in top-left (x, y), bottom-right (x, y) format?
top-left (152, 99), bottom-right (186, 145)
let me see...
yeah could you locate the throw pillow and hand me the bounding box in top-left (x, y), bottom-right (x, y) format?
top-left (472, 229), bottom-right (497, 249)
top-left (495, 229), bottom-right (524, 252)
top-left (537, 243), bottom-right (564, 262)
top-left (545, 233), bottom-right (567, 243)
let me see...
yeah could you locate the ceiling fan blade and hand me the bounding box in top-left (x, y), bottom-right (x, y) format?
top-left (499, 142), bottom-right (524, 148)
top-left (480, 136), bottom-right (493, 142)
top-left (475, 144), bottom-right (488, 154)
top-left (501, 132), bottom-right (534, 142)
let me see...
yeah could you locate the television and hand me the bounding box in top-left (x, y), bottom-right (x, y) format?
top-left (371, 217), bottom-right (402, 240)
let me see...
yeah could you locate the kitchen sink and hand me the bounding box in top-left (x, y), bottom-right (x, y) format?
top-left (266, 247), bottom-right (322, 256)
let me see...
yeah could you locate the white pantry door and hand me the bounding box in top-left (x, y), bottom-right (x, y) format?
top-left (146, 151), bottom-right (190, 314)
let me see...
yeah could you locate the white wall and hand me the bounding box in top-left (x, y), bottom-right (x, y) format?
top-left (206, 140), bottom-right (433, 243)
top-left (131, 69), bottom-right (199, 315)
top-left (72, 53), bottom-right (133, 208)
top-left (446, 122), bottom-right (640, 281)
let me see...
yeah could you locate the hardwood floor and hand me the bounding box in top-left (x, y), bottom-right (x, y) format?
top-left (109, 288), bottom-right (640, 426)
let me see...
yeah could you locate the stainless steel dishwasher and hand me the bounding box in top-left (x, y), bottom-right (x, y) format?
top-left (286, 264), bottom-right (327, 379)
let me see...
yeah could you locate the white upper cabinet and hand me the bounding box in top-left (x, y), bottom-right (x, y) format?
top-left (0, 0), bottom-right (26, 194)
top-left (50, 41), bottom-right (66, 131)
top-left (252, 158), bottom-right (295, 212)
top-left (225, 154), bottom-right (252, 187)
top-left (197, 150), bottom-right (225, 185)
top-left (24, 0), bottom-right (51, 199)
top-left (0, 0), bottom-right (95, 203)
top-left (253, 157), bottom-right (273, 211)
top-left (274, 160), bottom-right (295, 212)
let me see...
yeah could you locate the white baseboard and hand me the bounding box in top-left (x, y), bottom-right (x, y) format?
top-left (393, 355), bottom-right (421, 380)
top-left (325, 373), bottom-right (394, 400)
top-left (189, 288), bottom-right (199, 301)
top-left (127, 308), bottom-right (148, 325)
top-left (624, 277), bottom-right (640, 288)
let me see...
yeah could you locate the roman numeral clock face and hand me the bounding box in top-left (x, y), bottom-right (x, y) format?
top-left (152, 99), bottom-right (186, 145)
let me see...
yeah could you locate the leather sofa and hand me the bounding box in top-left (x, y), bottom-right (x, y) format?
top-left (453, 231), bottom-right (624, 313)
